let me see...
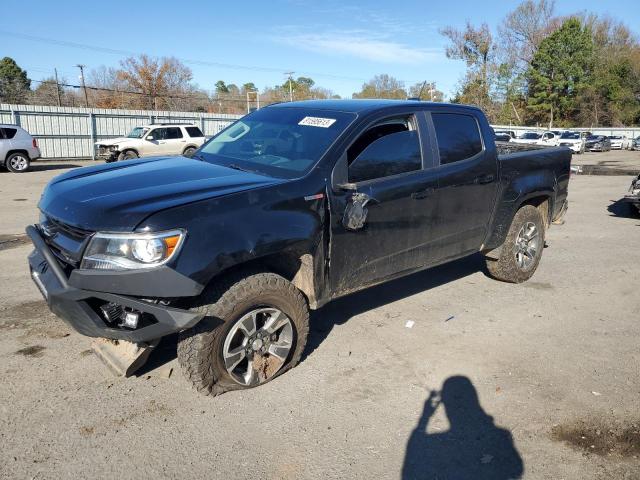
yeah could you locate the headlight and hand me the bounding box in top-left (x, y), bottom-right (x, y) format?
top-left (81, 229), bottom-right (185, 270)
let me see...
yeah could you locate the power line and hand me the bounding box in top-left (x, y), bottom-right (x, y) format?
top-left (1, 30), bottom-right (385, 84)
top-left (28, 78), bottom-right (307, 103)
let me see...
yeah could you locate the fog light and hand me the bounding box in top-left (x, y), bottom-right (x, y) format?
top-left (123, 312), bottom-right (140, 329)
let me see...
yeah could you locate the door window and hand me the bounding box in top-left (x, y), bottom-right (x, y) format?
top-left (347, 116), bottom-right (422, 183)
top-left (165, 127), bottom-right (183, 139)
top-left (148, 128), bottom-right (166, 140)
top-left (432, 113), bottom-right (483, 165)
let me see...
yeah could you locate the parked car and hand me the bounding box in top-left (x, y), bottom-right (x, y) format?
top-left (27, 100), bottom-right (570, 395)
top-left (512, 131), bottom-right (543, 144)
top-left (493, 130), bottom-right (512, 142)
top-left (95, 123), bottom-right (206, 162)
top-left (538, 131), bottom-right (562, 146)
top-left (608, 135), bottom-right (631, 150)
top-left (585, 135), bottom-right (611, 152)
top-left (0, 124), bottom-right (41, 173)
top-left (558, 131), bottom-right (585, 154)
top-left (632, 136), bottom-right (640, 151)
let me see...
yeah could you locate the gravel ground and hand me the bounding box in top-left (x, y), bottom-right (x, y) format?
top-left (0, 161), bottom-right (639, 479)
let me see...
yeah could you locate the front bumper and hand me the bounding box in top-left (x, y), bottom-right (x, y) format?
top-left (26, 225), bottom-right (204, 343)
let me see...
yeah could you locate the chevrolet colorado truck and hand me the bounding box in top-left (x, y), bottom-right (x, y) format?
top-left (27, 100), bottom-right (571, 396)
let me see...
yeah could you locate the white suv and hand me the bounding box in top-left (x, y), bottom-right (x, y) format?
top-left (95, 124), bottom-right (206, 162)
top-left (0, 124), bottom-right (41, 173)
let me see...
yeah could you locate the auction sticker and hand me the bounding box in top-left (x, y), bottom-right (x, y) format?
top-left (298, 116), bottom-right (337, 128)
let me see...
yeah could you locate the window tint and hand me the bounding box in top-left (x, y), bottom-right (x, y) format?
top-left (148, 128), bottom-right (166, 140)
top-left (165, 127), bottom-right (183, 139)
top-left (348, 129), bottom-right (422, 183)
top-left (432, 113), bottom-right (482, 165)
top-left (186, 126), bottom-right (204, 137)
top-left (1, 128), bottom-right (17, 139)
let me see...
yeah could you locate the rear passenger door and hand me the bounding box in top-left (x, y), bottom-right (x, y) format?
top-left (428, 111), bottom-right (499, 261)
top-left (163, 127), bottom-right (186, 155)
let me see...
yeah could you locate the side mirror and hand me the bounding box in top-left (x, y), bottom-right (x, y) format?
top-left (146, 135), bottom-right (155, 141)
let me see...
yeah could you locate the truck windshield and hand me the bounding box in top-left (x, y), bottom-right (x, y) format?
top-left (197, 107), bottom-right (356, 179)
top-left (127, 127), bottom-right (148, 138)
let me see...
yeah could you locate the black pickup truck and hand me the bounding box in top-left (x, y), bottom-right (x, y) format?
top-left (27, 100), bottom-right (570, 395)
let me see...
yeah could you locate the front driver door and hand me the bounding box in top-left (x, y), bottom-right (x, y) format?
top-left (328, 112), bottom-right (439, 296)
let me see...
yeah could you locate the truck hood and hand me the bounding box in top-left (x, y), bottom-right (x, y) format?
top-left (39, 157), bottom-right (285, 231)
top-left (95, 137), bottom-right (134, 147)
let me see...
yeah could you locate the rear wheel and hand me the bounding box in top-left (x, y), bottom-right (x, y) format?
top-left (177, 272), bottom-right (309, 396)
top-left (6, 152), bottom-right (30, 173)
top-left (485, 205), bottom-right (545, 283)
top-left (183, 147), bottom-right (197, 158)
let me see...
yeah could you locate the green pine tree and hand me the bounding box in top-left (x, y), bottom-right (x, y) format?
top-left (526, 18), bottom-right (594, 128)
top-left (0, 57), bottom-right (30, 104)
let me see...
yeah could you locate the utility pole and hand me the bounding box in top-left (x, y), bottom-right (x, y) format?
top-left (75, 64), bottom-right (89, 107)
top-left (54, 68), bottom-right (62, 106)
top-left (285, 71), bottom-right (294, 102)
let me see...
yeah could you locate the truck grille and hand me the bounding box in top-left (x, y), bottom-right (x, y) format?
top-left (39, 216), bottom-right (94, 269)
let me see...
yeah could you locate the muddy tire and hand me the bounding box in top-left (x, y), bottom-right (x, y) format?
top-left (485, 205), bottom-right (545, 283)
top-left (177, 272), bottom-right (309, 396)
top-left (118, 150), bottom-right (138, 160)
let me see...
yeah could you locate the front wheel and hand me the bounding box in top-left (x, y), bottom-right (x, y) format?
top-left (177, 272), bottom-right (309, 396)
top-left (6, 152), bottom-right (30, 173)
top-left (118, 150), bottom-right (138, 160)
top-left (183, 147), bottom-right (197, 158)
top-left (485, 205), bottom-right (545, 283)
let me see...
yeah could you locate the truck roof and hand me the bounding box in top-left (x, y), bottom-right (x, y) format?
top-left (267, 99), bottom-right (479, 114)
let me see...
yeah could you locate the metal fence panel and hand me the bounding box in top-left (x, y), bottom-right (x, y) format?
top-left (0, 103), bottom-right (242, 159)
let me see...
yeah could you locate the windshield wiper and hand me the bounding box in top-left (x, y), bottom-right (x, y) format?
top-left (227, 163), bottom-right (257, 174)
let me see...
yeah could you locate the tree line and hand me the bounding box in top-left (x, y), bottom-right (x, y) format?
top-left (441, 0), bottom-right (640, 127)
top-left (0, 54), bottom-right (444, 114)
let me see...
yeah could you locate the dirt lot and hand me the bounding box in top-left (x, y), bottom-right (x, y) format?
top-left (0, 158), bottom-right (639, 479)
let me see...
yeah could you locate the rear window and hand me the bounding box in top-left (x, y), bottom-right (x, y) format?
top-left (1, 128), bottom-right (17, 139)
top-left (432, 113), bottom-right (483, 165)
top-left (186, 127), bottom-right (204, 138)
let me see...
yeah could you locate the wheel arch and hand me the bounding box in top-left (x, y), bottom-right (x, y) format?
top-left (199, 250), bottom-right (319, 309)
top-left (5, 149), bottom-right (30, 162)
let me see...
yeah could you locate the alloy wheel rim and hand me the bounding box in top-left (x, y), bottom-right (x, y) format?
top-left (10, 156), bottom-right (28, 171)
top-left (222, 307), bottom-right (294, 386)
top-left (513, 221), bottom-right (540, 270)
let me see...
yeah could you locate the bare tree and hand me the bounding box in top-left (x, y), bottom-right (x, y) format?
top-left (352, 74), bottom-right (406, 99)
top-left (116, 54), bottom-right (193, 110)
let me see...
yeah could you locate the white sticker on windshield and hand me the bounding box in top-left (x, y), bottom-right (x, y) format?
top-left (298, 116), bottom-right (337, 128)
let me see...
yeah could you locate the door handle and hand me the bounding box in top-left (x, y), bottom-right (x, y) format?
top-left (411, 187), bottom-right (435, 200)
top-left (474, 174), bottom-right (495, 184)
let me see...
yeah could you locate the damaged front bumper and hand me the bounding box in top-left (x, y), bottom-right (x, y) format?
top-left (26, 225), bottom-right (204, 343)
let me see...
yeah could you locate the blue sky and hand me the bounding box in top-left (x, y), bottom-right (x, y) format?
top-left (2, 0), bottom-right (639, 99)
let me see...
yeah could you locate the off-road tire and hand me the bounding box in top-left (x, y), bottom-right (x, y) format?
top-left (177, 272), bottom-right (309, 396)
top-left (5, 152), bottom-right (30, 173)
top-left (485, 205), bottom-right (545, 283)
top-left (118, 150), bottom-right (138, 160)
top-left (183, 147), bottom-right (197, 158)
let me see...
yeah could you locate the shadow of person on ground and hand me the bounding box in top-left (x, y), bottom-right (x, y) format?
top-left (403, 376), bottom-right (523, 480)
top-left (304, 253), bottom-right (487, 362)
top-left (607, 198), bottom-right (640, 219)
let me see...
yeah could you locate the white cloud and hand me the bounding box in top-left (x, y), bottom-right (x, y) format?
top-left (274, 31), bottom-right (440, 64)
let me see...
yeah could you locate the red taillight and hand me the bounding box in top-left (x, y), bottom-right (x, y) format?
top-left (32, 138), bottom-right (38, 148)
